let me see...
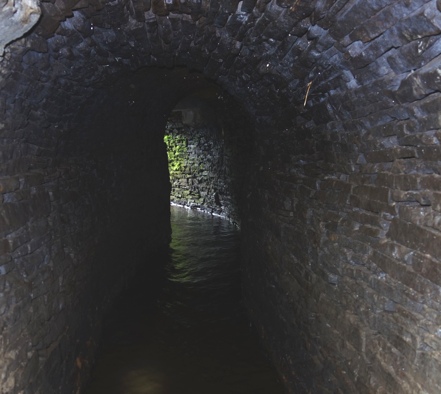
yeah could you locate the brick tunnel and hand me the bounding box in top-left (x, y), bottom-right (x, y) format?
top-left (1, 0), bottom-right (441, 392)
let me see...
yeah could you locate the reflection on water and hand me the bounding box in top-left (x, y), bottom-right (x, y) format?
top-left (84, 205), bottom-right (284, 394)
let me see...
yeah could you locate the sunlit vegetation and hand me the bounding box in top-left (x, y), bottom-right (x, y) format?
top-left (164, 133), bottom-right (187, 176)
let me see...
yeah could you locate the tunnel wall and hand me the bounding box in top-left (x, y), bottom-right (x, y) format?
top-left (242, 92), bottom-right (441, 392)
top-left (0, 56), bottom-right (173, 392)
top-left (1, 0), bottom-right (441, 393)
top-left (0, 134), bottom-right (170, 393)
top-left (239, 4), bottom-right (441, 392)
top-left (165, 100), bottom-right (250, 223)
top-left (166, 121), bottom-right (235, 216)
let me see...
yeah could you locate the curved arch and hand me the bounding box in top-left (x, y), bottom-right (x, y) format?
top-left (1, 0), bottom-right (441, 393)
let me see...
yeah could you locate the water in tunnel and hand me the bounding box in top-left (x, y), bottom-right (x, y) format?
top-left (84, 205), bottom-right (284, 394)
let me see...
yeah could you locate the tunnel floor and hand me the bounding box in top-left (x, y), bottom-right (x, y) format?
top-left (84, 205), bottom-right (284, 394)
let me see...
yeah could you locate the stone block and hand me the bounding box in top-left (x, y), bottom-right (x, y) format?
top-left (397, 3), bottom-right (441, 43)
top-left (372, 250), bottom-right (426, 295)
top-left (349, 210), bottom-right (390, 231)
top-left (411, 252), bottom-right (441, 288)
top-left (415, 351), bottom-right (441, 391)
top-left (240, 0), bottom-right (256, 13)
top-left (1, 203), bottom-right (29, 233)
top-left (358, 224), bottom-right (383, 238)
top-left (387, 218), bottom-right (441, 260)
top-left (391, 190), bottom-right (432, 206)
top-left (432, 192), bottom-right (441, 212)
top-left (347, 3), bottom-right (398, 44)
top-left (420, 175), bottom-right (441, 191)
top-left (36, 3), bottom-right (64, 38)
top-left (398, 131), bottom-right (439, 147)
top-left (352, 185), bottom-right (390, 203)
top-left (397, 69), bottom-right (437, 103)
top-left (387, 36), bottom-right (440, 74)
top-left (393, 174), bottom-right (420, 191)
top-left (349, 194), bottom-right (396, 216)
top-left (329, 1), bottom-right (380, 41)
top-left (0, 177), bottom-right (20, 193)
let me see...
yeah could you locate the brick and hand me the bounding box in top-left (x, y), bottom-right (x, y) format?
top-left (388, 35), bottom-right (441, 74)
top-left (408, 93), bottom-right (441, 131)
top-left (420, 175), bottom-right (441, 191)
top-left (387, 218), bottom-right (441, 260)
top-left (370, 316), bottom-right (419, 367)
top-left (397, 61), bottom-right (441, 103)
top-left (347, 3), bottom-right (399, 44)
top-left (352, 185), bottom-right (390, 203)
top-left (414, 146), bottom-right (441, 161)
top-left (350, 194), bottom-right (391, 214)
top-left (399, 131), bottom-right (439, 147)
top-left (0, 177), bottom-right (20, 193)
top-left (241, 0), bottom-right (256, 13)
top-left (432, 192), bottom-right (441, 212)
top-left (349, 210), bottom-right (389, 230)
top-left (391, 190), bottom-right (432, 206)
top-left (393, 174), bottom-right (421, 191)
top-left (411, 252), bottom-right (441, 287)
top-left (372, 250), bottom-right (426, 295)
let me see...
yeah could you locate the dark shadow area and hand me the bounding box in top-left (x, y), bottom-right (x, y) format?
top-left (84, 206), bottom-right (284, 394)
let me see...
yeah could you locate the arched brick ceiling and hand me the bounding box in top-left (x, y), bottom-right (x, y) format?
top-left (3, 0), bottom-right (438, 130)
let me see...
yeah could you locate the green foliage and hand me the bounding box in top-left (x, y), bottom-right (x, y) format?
top-left (164, 133), bottom-right (187, 175)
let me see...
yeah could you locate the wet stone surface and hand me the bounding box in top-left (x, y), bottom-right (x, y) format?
top-left (84, 205), bottom-right (283, 394)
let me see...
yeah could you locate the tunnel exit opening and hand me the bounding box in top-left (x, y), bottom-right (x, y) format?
top-left (163, 81), bottom-right (254, 227)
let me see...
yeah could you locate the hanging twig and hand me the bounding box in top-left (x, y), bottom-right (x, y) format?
top-left (303, 81), bottom-right (313, 107)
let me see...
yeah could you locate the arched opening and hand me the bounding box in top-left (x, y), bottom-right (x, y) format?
top-left (164, 82), bottom-right (253, 224)
top-left (79, 67), bottom-right (285, 393)
top-left (2, 1), bottom-right (441, 393)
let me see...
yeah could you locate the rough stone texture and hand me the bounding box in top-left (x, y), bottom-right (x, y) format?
top-left (0, 66), bottom-right (176, 393)
top-left (165, 91), bottom-right (251, 224)
top-left (0, 0), bottom-right (441, 393)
